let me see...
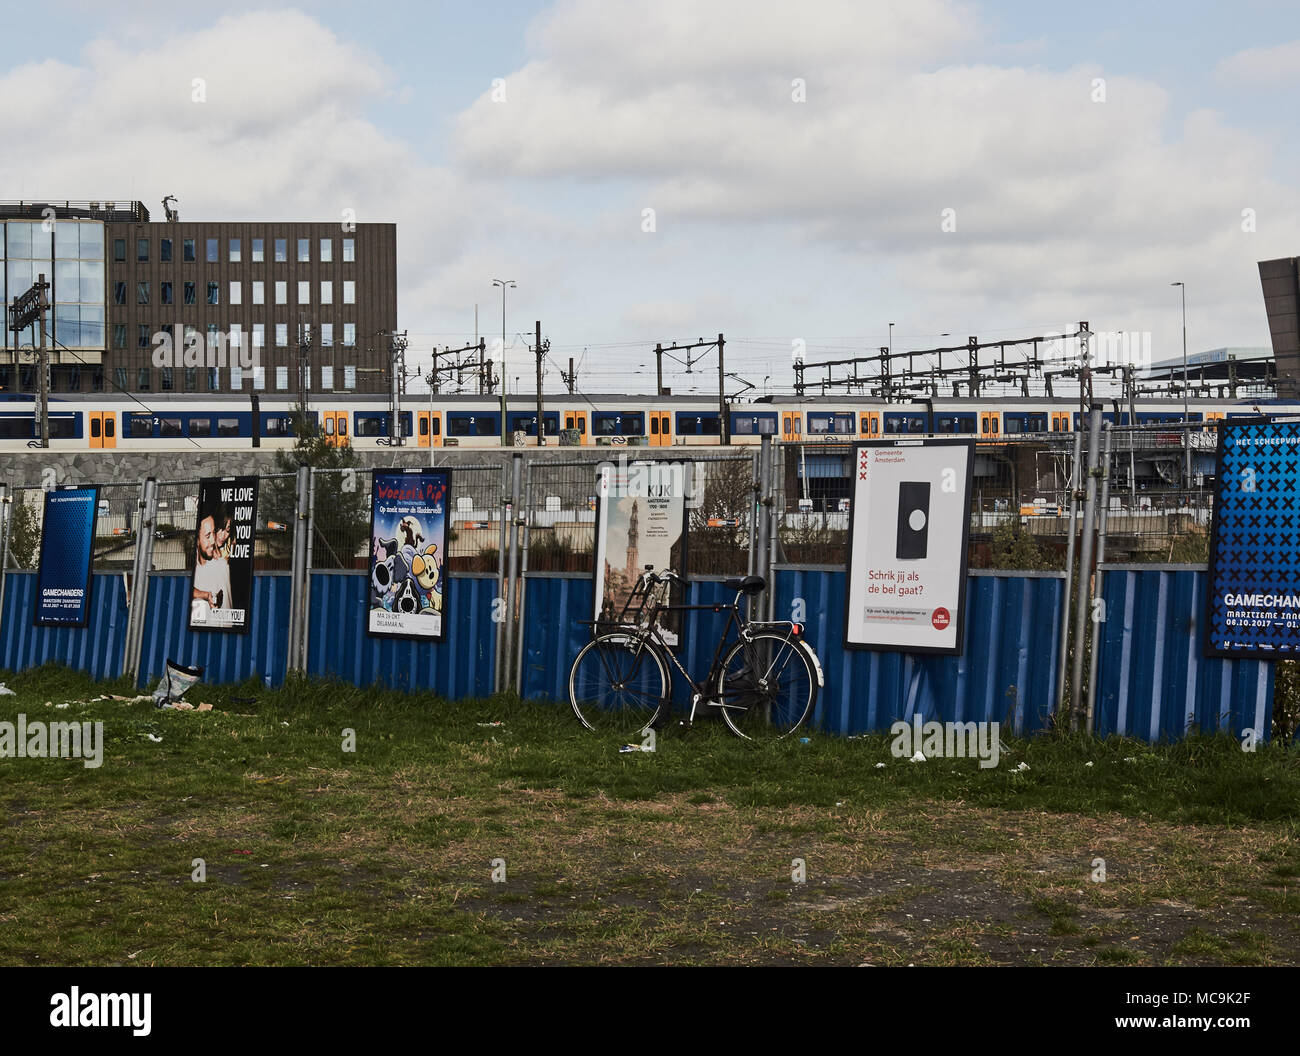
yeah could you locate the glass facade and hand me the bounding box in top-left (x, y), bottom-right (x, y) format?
top-left (2, 220), bottom-right (105, 352)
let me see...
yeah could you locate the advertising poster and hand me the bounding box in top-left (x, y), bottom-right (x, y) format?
top-left (189, 476), bottom-right (259, 633)
top-left (1205, 416), bottom-right (1300, 658)
top-left (844, 439), bottom-right (973, 653)
top-left (593, 460), bottom-right (689, 647)
top-left (34, 487), bottom-right (99, 627)
top-left (368, 468), bottom-right (449, 641)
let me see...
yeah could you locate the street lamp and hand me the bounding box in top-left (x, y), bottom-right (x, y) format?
top-left (1171, 282), bottom-right (1190, 487)
top-left (492, 279), bottom-right (515, 445)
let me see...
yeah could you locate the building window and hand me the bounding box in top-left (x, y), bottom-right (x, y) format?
top-left (113, 238), bottom-right (126, 262)
top-left (139, 325), bottom-right (151, 348)
top-left (252, 365), bottom-right (265, 389)
top-left (321, 365), bottom-right (334, 389)
top-left (137, 282), bottom-right (150, 305)
top-left (253, 323), bottom-right (265, 348)
top-left (113, 281), bottom-right (126, 305)
top-left (207, 281), bottom-right (219, 305)
top-left (300, 365), bottom-right (311, 390)
top-left (137, 238), bottom-right (149, 262)
top-left (229, 238), bottom-right (241, 262)
top-left (343, 322), bottom-right (355, 347)
top-left (161, 281), bottom-right (173, 305)
top-left (276, 366), bottom-right (288, 390)
top-left (160, 238), bottom-right (172, 262)
top-left (230, 324), bottom-right (243, 358)
top-left (276, 323), bottom-right (288, 347)
top-left (206, 238), bottom-right (218, 263)
top-left (252, 280), bottom-right (264, 305)
top-left (275, 238), bottom-right (287, 262)
top-left (207, 367), bottom-right (219, 391)
top-left (185, 367), bottom-right (197, 391)
top-left (297, 238), bottom-right (310, 262)
top-left (297, 281), bottom-right (309, 304)
top-left (230, 365), bottom-right (243, 388)
top-left (138, 367), bottom-right (151, 391)
top-left (230, 281), bottom-right (241, 305)
top-left (115, 367), bottom-right (128, 390)
top-left (320, 238), bottom-right (332, 262)
top-left (342, 238), bottom-right (355, 262)
top-left (92, 368), bottom-right (104, 392)
top-left (252, 238), bottom-right (264, 262)
top-left (321, 323), bottom-right (333, 347)
top-left (275, 281), bottom-right (287, 305)
top-left (320, 281), bottom-right (332, 304)
top-left (161, 367), bottom-right (174, 391)
top-left (113, 324), bottom-right (126, 349)
top-left (343, 280), bottom-right (355, 304)
top-left (184, 281), bottom-right (196, 306)
top-left (184, 238), bottom-right (196, 262)
top-left (344, 365), bottom-right (356, 389)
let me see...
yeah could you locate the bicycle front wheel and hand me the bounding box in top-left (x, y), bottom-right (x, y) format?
top-left (717, 633), bottom-right (817, 741)
top-left (569, 633), bottom-right (670, 737)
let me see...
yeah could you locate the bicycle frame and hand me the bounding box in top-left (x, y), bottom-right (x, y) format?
top-left (604, 594), bottom-right (809, 726)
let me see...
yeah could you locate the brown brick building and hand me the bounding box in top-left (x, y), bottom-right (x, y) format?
top-left (2, 200), bottom-right (397, 394)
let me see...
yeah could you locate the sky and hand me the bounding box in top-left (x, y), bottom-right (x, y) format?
top-left (3, 0), bottom-right (1299, 397)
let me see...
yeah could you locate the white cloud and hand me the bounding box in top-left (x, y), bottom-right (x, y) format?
top-left (1214, 40), bottom-right (1300, 85)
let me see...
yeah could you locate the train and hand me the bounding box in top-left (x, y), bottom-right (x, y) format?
top-left (0, 390), bottom-right (1288, 451)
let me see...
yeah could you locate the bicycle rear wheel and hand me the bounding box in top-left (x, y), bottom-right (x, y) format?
top-left (569, 633), bottom-right (670, 737)
top-left (717, 632), bottom-right (817, 741)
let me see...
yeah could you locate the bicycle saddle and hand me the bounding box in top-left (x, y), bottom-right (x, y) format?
top-left (724, 575), bottom-right (766, 595)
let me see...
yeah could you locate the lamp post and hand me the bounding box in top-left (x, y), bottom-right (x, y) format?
top-left (492, 279), bottom-right (515, 445)
top-left (1171, 282), bottom-right (1190, 487)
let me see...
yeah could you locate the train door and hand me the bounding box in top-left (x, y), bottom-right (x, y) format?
top-left (321, 410), bottom-right (349, 447)
top-left (1050, 412), bottom-right (1071, 433)
top-left (980, 411), bottom-right (1000, 437)
top-left (417, 411), bottom-right (431, 448)
top-left (782, 412), bottom-right (801, 443)
top-left (565, 410), bottom-right (588, 445)
top-left (859, 412), bottom-right (880, 437)
top-left (649, 412), bottom-right (672, 446)
top-left (89, 411), bottom-right (117, 449)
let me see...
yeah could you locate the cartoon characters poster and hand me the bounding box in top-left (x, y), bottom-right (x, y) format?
top-left (189, 476), bottom-right (259, 633)
top-left (368, 469), bottom-right (449, 641)
top-left (34, 486), bottom-right (99, 627)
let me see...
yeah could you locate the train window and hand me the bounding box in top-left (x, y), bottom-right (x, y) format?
top-left (355, 416), bottom-right (385, 437)
top-left (991, 418), bottom-right (999, 434)
top-left (91, 418), bottom-right (101, 439)
top-left (217, 418), bottom-right (240, 437)
top-left (594, 413), bottom-right (644, 436)
top-left (105, 418), bottom-right (115, 438)
top-left (264, 417), bottom-right (290, 437)
top-left (402, 416), bottom-right (413, 437)
top-left (160, 417), bottom-right (183, 437)
top-left (128, 418), bottom-right (152, 438)
top-left (418, 417), bottom-right (428, 437)
top-left (189, 418), bottom-right (212, 438)
top-left (324, 418), bottom-right (335, 436)
top-left (733, 416), bottom-right (776, 435)
top-left (650, 417), bottom-right (658, 434)
top-left (428, 417), bottom-right (437, 436)
top-left (448, 415), bottom-right (496, 437)
top-left (0, 419), bottom-right (32, 439)
top-left (784, 416), bottom-right (791, 432)
top-left (807, 413), bottom-right (853, 434)
top-left (565, 416), bottom-right (574, 429)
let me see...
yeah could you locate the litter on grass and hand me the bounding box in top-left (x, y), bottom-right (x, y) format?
top-left (152, 660), bottom-right (204, 709)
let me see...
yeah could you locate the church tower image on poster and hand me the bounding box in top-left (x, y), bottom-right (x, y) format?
top-left (624, 500), bottom-right (640, 579)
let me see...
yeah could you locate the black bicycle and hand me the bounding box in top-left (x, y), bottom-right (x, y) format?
top-left (568, 568), bottom-right (823, 742)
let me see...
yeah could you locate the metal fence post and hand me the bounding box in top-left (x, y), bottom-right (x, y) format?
top-left (1069, 406), bottom-right (1104, 730)
top-left (301, 467), bottom-right (318, 672)
top-left (503, 453), bottom-right (523, 692)
top-left (494, 463), bottom-right (508, 695)
top-left (1055, 430), bottom-right (1083, 723)
top-left (1085, 424), bottom-right (1114, 733)
top-left (286, 465), bottom-right (311, 675)
top-left (754, 436), bottom-right (773, 621)
top-left (515, 457), bottom-right (532, 692)
top-left (0, 484), bottom-right (10, 621)
top-left (122, 477), bottom-right (158, 683)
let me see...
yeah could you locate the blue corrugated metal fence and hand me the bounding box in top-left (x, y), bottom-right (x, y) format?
top-left (0, 571), bottom-right (127, 682)
top-left (1094, 566), bottom-right (1273, 741)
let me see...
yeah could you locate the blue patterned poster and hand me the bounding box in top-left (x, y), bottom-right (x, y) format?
top-left (1206, 417), bottom-right (1300, 658)
top-left (35, 487), bottom-right (99, 627)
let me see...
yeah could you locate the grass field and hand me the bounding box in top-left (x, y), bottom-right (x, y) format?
top-left (1, 663), bottom-right (1297, 966)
